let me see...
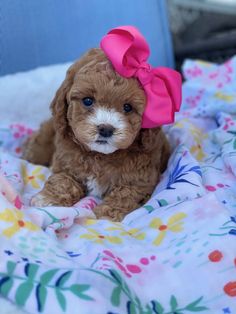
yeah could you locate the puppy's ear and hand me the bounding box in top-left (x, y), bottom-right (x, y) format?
top-left (139, 127), bottom-right (170, 172)
top-left (139, 128), bottom-right (162, 151)
top-left (50, 48), bottom-right (104, 137)
top-left (50, 65), bottom-right (74, 137)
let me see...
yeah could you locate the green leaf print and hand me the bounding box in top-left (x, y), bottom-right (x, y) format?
top-left (227, 130), bottom-right (236, 136)
top-left (0, 262), bottom-right (95, 312)
top-left (185, 296), bottom-right (208, 312)
top-left (144, 303), bottom-right (155, 314)
top-left (157, 199), bottom-right (169, 207)
top-left (151, 300), bottom-right (164, 314)
top-left (233, 138), bottom-right (236, 150)
top-left (170, 295), bottom-right (178, 311)
top-left (25, 263), bottom-right (39, 279)
top-left (0, 261), bottom-right (209, 313)
top-left (186, 306), bottom-right (209, 312)
top-left (149, 295), bottom-right (209, 314)
top-left (111, 286), bottom-right (122, 306)
top-left (134, 295), bottom-right (143, 312)
top-left (223, 138), bottom-right (233, 145)
top-left (127, 300), bottom-right (137, 314)
top-left (55, 288), bottom-right (66, 311)
top-left (0, 277), bottom-right (13, 298)
top-left (36, 283), bottom-right (47, 312)
top-left (109, 269), bottom-right (132, 295)
top-left (15, 281), bottom-right (34, 306)
top-left (143, 205), bottom-right (155, 213)
top-left (70, 284), bottom-right (94, 300)
top-left (7, 261), bottom-right (16, 276)
top-left (55, 271), bottom-right (72, 287)
top-left (40, 269), bottom-right (59, 285)
top-left (109, 269), bottom-right (123, 284)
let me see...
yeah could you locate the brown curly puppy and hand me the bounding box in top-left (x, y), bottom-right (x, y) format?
top-left (23, 48), bottom-right (170, 221)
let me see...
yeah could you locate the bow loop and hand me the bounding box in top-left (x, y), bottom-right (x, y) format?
top-left (101, 26), bottom-right (150, 78)
top-left (100, 26), bottom-right (182, 128)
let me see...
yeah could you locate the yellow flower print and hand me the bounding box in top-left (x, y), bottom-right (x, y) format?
top-left (214, 92), bottom-right (234, 102)
top-left (83, 219), bottom-right (97, 226)
top-left (80, 228), bottom-right (122, 244)
top-left (106, 224), bottom-right (145, 240)
top-left (0, 208), bottom-right (39, 237)
top-left (150, 212), bottom-right (187, 246)
top-left (174, 120), bottom-right (185, 129)
top-left (196, 60), bottom-right (212, 67)
top-left (189, 126), bottom-right (207, 161)
top-left (21, 164), bottom-right (46, 189)
top-left (190, 145), bottom-right (205, 161)
top-left (175, 120), bottom-right (207, 161)
top-left (121, 228), bottom-right (146, 240)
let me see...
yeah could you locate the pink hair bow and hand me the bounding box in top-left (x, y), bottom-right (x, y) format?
top-left (100, 26), bottom-right (182, 128)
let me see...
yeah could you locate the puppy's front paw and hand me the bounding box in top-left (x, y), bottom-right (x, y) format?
top-left (31, 192), bottom-right (56, 207)
top-left (93, 204), bottom-right (124, 222)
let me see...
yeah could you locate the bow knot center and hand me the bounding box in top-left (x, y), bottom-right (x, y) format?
top-left (135, 62), bottom-right (153, 85)
top-left (139, 62), bottom-right (151, 72)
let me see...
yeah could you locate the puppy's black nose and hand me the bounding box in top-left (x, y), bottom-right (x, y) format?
top-left (98, 124), bottom-right (114, 138)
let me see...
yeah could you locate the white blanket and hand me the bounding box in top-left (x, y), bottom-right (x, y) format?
top-left (0, 58), bottom-right (236, 314)
top-left (0, 63), bottom-right (71, 128)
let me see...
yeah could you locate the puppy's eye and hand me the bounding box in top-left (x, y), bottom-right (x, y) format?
top-left (82, 97), bottom-right (94, 107)
top-left (123, 103), bottom-right (133, 113)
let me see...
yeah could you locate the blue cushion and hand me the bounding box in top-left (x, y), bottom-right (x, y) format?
top-left (0, 0), bottom-right (174, 76)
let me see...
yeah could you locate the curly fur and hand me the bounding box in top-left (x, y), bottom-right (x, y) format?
top-left (23, 48), bottom-right (170, 221)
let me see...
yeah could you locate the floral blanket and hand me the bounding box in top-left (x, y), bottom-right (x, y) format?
top-left (0, 57), bottom-right (236, 314)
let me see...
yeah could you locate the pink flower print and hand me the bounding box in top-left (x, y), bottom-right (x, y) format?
top-left (225, 59), bottom-right (233, 72)
top-left (100, 250), bottom-right (156, 278)
top-left (126, 264), bottom-right (141, 274)
top-left (222, 117), bottom-right (235, 131)
top-left (140, 256), bottom-right (156, 264)
top-left (10, 124), bottom-right (34, 139)
top-left (186, 65), bottom-right (203, 78)
top-left (224, 61), bottom-right (233, 84)
top-left (55, 229), bottom-right (69, 239)
top-left (18, 125), bottom-right (24, 132)
top-left (14, 132), bottom-right (20, 139)
top-left (194, 203), bottom-right (223, 220)
top-left (182, 111), bottom-right (191, 117)
top-left (185, 89), bottom-right (204, 109)
top-left (225, 117), bottom-right (235, 126)
top-left (209, 72), bottom-right (218, 79)
top-left (205, 185), bottom-right (216, 192)
top-left (74, 197), bottom-right (99, 210)
top-left (226, 75), bottom-right (231, 83)
top-left (205, 183), bottom-right (227, 192)
top-left (14, 196), bottom-right (23, 209)
top-left (185, 96), bottom-right (197, 108)
top-left (83, 198), bottom-right (98, 209)
top-left (207, 61), bottom-right (233, 88)
top-left (101, 250), bottom-right (132, 277)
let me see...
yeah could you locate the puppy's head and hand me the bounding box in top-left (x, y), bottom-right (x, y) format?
top-left (51, 48), bottom-right (146, 154)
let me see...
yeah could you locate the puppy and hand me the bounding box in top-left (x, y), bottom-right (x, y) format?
top-left (23, 48), bottom-right (170, 221)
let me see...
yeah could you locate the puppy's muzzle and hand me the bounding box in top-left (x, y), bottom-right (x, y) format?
top-left (97, 124), bottom-right (115, 138)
